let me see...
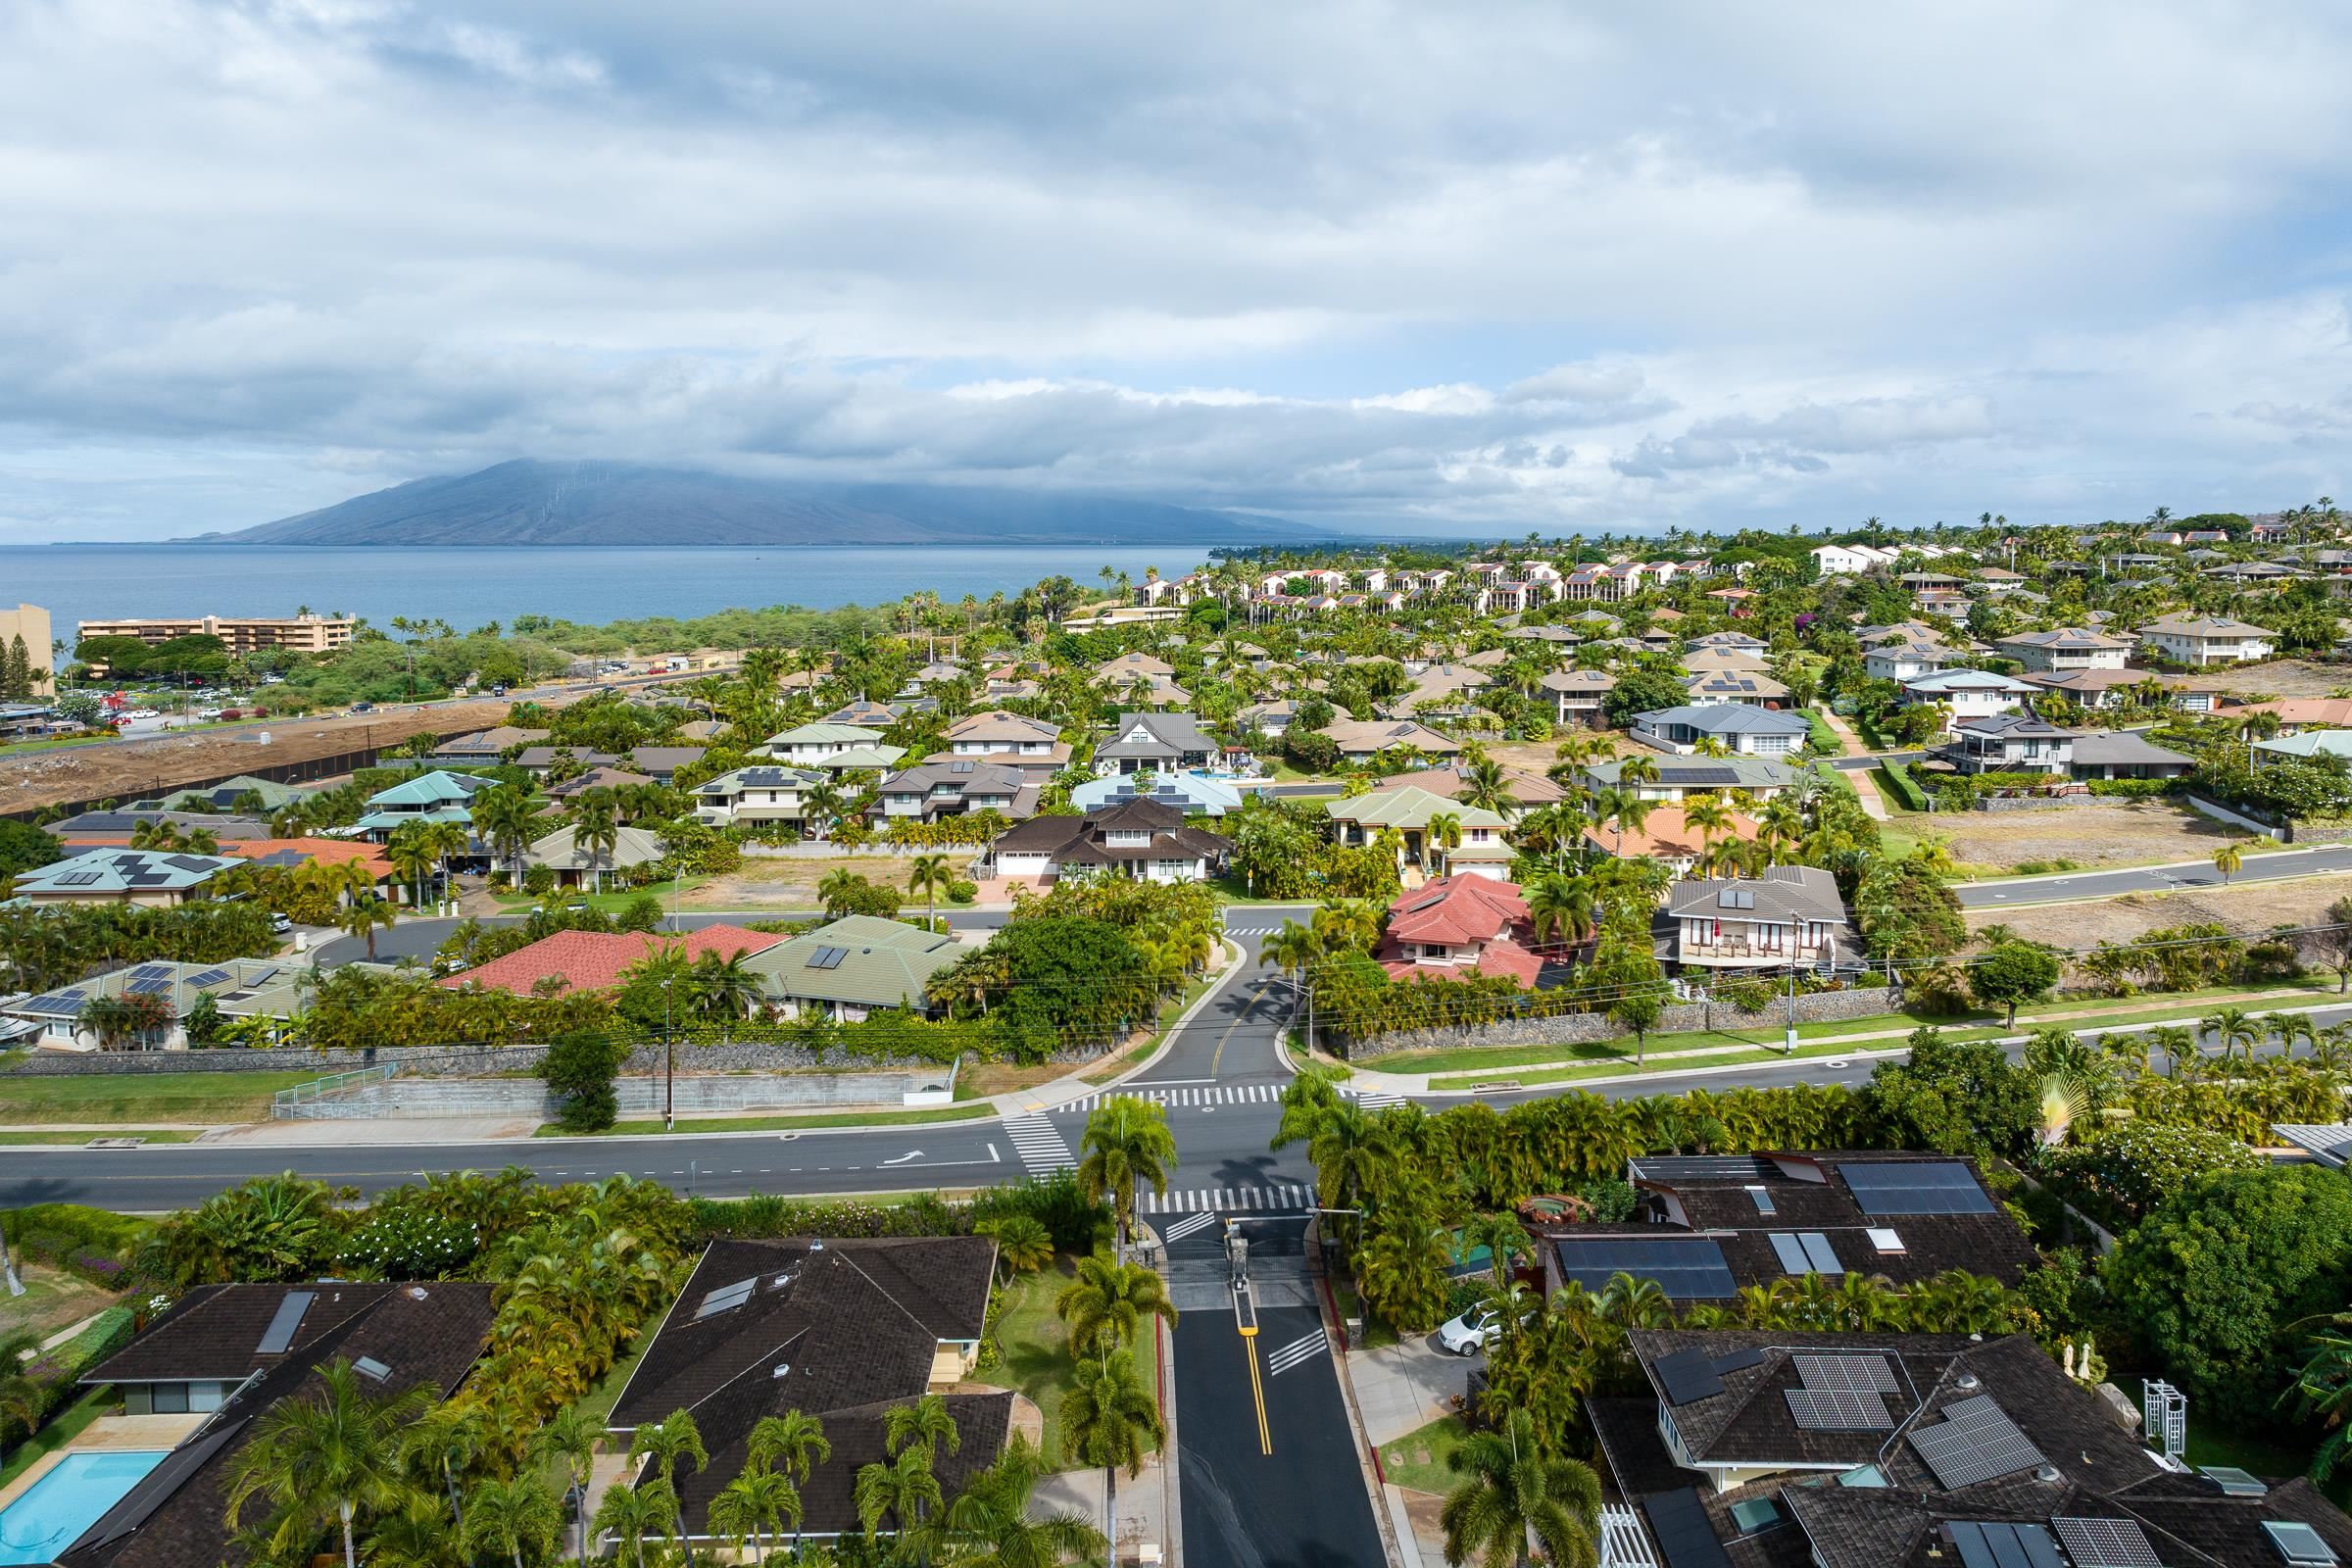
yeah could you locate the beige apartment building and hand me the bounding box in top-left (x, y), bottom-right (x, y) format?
top-left (76, 612), bottom-right (356, 662)
top-left (0, 603), bottom-right (55, 694)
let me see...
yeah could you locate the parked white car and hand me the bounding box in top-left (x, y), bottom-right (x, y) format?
top-left (1439, 1303), bottom-right (1512, 1356)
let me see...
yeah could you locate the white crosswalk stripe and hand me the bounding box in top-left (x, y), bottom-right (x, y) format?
top-left (1161, 1210), bottom-right (1221, 1242)
top-left (1138, 1182), bottom-right (1314, 1214)
top-left (1346, 1089), bottom-right (1408, 1111)
top-left (1004, 1114), bottom-right (1076, 1174)
top-left (1061, 1084), bottom-right (1286, 1113)
top-left (1265, 1329), bottom-right (1329, 1376)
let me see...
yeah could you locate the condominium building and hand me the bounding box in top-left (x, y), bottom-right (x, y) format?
top-left (76, 612), bottom-right (356, 660)
top-left (0, 603), bottom-right (54, 694)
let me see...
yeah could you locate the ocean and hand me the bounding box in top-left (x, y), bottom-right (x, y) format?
top-left (0, 543), bottom-right (1216, 641)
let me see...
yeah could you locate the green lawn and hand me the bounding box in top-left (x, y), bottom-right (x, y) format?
top-left (0, 1071), bottom-right (315, 1125)
top-left (0, 1390), bottom-right (117, 1492)
top-left (538, 1103), bottom-right (991, 1137)
top-left (976, 1262), bottom-right (1083, 1468)
top-left (0, 1130), bottom-right (194, 1145)
top-left (1380, 1414), bottom-right (1469, 1494)
top-left (492, 877), bottom-right (710, 913)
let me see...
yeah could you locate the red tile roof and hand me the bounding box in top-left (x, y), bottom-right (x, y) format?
top-left (443, 925), bottom-right (784, 998)
top-left (1380, 939), bottom-right (1544, 989)
top-left (220, 838), bottom-right (396, 879)
top-left (1384, 876), bottom-right (1528, 947)
top-left (1581, 806), bottom-right (1756, 861)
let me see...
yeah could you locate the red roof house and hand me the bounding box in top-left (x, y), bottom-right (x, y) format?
top-left (1376, 876), bottom-right (1544, 988)
top-left (442, 925), bottom-right (785, 998)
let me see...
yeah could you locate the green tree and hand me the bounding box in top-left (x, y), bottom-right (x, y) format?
top-left (1970, 942), bottom-right (2062, 1027)
top-left (1058, 1348), bottom-right (1163, 1568)
top-left (224, 1359), bottom-right (439, 1568)
top-left (541, 1032), bottom-right (629, 1133)
top-left (908, 851), bottom-right (956, 925)
top-left (747, 1411), bottom-right (829, 1552)
top-left (463, 1475), bottom-right (563, 1568)
top-left (1865, 1027), bottom-right (2037, 1157)
top-left (628, 1409), bottom-right (709, 1489)
top-left (1054, 1253), bottom-right (1179, 1358)
top-left (1440, 1405), bottom-right (1602, 1568)
top-left (942, 1433), bottom-right (1106, 1568)
top-left (2212, 840), bottom-right (2243, 883)
top-left (532, 1404), bottom-right (602, 1562)
top-left (1608, 990), bottom-right (1664, 1068)
top-left (708, 1464), bottom-right (801, 1566)
top-left (976, 1214), bottom-right (1054, 1282)
top-left (2106, 1164), bottom-right (2352, 1425)
top-left (1076, 1098), bottom-right (1177, 1260)
top-left (336, 894), bottom-right (397, 962)
top-left (591, 1477), bottom-right (679, 1568)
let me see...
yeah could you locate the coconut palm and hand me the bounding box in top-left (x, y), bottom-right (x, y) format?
top-left (976, 1215), bottom-right (1054, 1282)
top-left (1075, 1098), bottom-right (1176, 1259)
top-left (223, 1359), bottom-right (439, 1568)
top-left (1054, 1253), bottom-right (1179, 1358)
top-left (942, 1433), bottom-right (1105, 1568)
top-left (1460, 757), bottom-right (1517, 820)
top-left (1523, 874), bottom-right (1594, 952)
top-left (907, 852), bottom-right (956, 924)
top-left (463, 1475), bottom-right (563, 1568)
top-left (1425, 810), bottom-right (1463, 875)
top-left (337, 894), bottom-right (396, 961)
top-left (885, 1393), bottom-right (961, 1465)
top-left (2212, 839), bottom-right (2244, 884)
top-left (1058, 1348), bottom-right (1163, 1568)
top-left (748, 1410), bottom-right (830, 1549)
top-left (855, 1445), bottom-right (942, 1555)
top-left (570, 792), bottom-right (622, 894)
top-left (1440, 1405), bottom-right (1602, 1568)
top-left (2199, 1004), bottom-right (2265, 1066)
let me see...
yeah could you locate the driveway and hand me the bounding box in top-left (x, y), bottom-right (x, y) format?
top-left (1349, 1335), bottom-right (1475, 1447)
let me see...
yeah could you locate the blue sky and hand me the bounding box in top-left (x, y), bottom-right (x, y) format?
top-left (2, 1), bottom-right (2350, 541)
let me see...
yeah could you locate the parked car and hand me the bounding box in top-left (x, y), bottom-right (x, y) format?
top-left (351, 701), bottom-right (374, 712)
top-left (1438, 1302), bottom-right (1520, 1356)
top-left (270, 913), bottom-right (293, 934)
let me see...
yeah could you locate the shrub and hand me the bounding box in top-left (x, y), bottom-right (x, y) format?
top-left (947, 879), bottom-right (979, 905)
top-left (2040, 1121), bottom-right (2262, 1227)
top-left (540, 1031), bottom-right (629, 1133)
top-left (2, 1204), bottom-right (152, 1273)
top-left (2087, 778), bottom-right (2176, 799)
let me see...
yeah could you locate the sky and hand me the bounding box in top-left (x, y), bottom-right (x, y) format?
top-left (4, 1), bottom-right (2352, 543)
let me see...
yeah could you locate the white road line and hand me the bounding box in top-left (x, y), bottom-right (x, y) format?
top-left (1162, 1210), bottom-right (1220, 1241)
top-left (1267, 1329), bottom-right (1329, 1376)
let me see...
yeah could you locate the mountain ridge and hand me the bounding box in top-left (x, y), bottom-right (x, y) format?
top-left (179, 460), bottom-right (1330, 547)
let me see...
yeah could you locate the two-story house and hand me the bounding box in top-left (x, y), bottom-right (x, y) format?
top-left (1939, 711), bottom-right (2076, 774)
top-left (1993, 626), bottom-right (2132, 672)
top-left (1540, 669), bottom-right (1617, 727)
top-left (696, 764), bottom-right (828, 828)
top-left (1373, 875), bottom-right (1544, 987)
top-left (944, 710), bottom-right (1070, 776)
top-left (1631, 706), bottom-right (1810, 757)
top-left (2138, 612), bottom-right (2278, 666)
top-left (1093, 711), bottom-right (1220, 776)
top-left (1666, 866), bottom-right (1852, 971)
top-left (1896, 667), bottom-right (2038, 725)
top-left (989, 799), bottom-right (1230, 884)
top-left (869, 760), bottom-right (1034, 822)
top-left (1324, 786), bottom-right (1511, 878)
top-left (351, 769), bottom-right (492, 841)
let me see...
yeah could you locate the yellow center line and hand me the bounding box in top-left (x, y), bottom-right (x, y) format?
top-left (1209, 977), bottom-right (1273, 1078)
top-left (1241, 1328), bottom-right (1272, 1454)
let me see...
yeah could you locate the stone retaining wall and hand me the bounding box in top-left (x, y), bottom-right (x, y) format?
top-left (2, 1038), bottom-right (980, 1077)
top-left (1349, 985), bottom-right (1903, 1062)
top-left (280, 1070), bottom-right (923, 1120)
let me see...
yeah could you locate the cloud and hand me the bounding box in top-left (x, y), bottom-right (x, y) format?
top-left (1, 0), bottom-right (2350, 539)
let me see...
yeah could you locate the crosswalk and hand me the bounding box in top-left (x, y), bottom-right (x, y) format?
top-left (1161, 1210), bottom-right (1222, 1243)
top-left (1061, 1084), bottom-right (1289, 1112)
top-left (1265, 1328), bottom-right (1329, 1377)
top-left (1345, 1088), bottom-right (1408, 1111)
top-left (1139, 1183), bottom-right (1315, 1214)
top-left (1224, 920), bottom-right (1293, 935)
top-left (1004, 1114), bottom-right (1075, 1175)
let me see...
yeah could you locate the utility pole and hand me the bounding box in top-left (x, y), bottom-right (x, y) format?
top-left (662, 976), bottom-right (675, 1131)
top-left (1784, 951), bottom-right (1799, 1054)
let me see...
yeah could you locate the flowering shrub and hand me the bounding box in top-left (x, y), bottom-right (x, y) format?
top-left (2040, 1120), bottom-right (2261, 1226)
top-left (338, 1207), bottom-right (481, 1280)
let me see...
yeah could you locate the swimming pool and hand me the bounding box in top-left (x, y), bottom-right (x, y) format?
top-left (0, 1450), bottom-right (168, 1564)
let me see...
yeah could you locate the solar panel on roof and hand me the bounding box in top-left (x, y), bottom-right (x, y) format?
top-left (1553, 1237), bottom-right (1737, 1299)
top-left (2052, 1518), bottom-right (2161, 1568)
top-left (1947, 1522), bottom-right (2064, 1568)
top-left (1768, 1233), bottom-right (1811, 1274)
top-left (806, 946), bottom-right (847, 970)
top-left (2266, 1521), bottom-right (2340, 1566)
top-left (27, 989), bottom-right (85, 1015)
top-left (164, 855), bottom-right (220, 872)
top-left (1905, 1395), bottom-right (2046, 1489)
top-left (1794, 1353), bottom-right (1898, 1394)
top-left (1797, 1233), bottom-right (1842, 1274)
top-left (2202, 1466), bottom-right (2268, 1495)
top-left (1839, 1160), bottom-right (1997, 1216)
top-left (56, 871), bottom-right (103, 886)
top-left (1711, 1348), bottom-right (1767, 1376)
top-left (696, 1276), bottom-right (759, 1319)
top-left (1641, 1489), bottom-right (1733, 1568)
top-left (123, 976), bottom-right (173, 995)
top-left (1630, 1155), bottom-right (1774, 1183)
top-left (1786, 1389), bottom-right (1891, 1430)
top-left (242, 966), bottom-right (279, 986)
top-left (1654, 1348), bottom-right (1726, 1405)
top-left (127, 963), bottom-right (173, 980)
top-left (256, 1290), bottom-right (316, 1354)
top-left (184, 968), bottom-right (231, 987)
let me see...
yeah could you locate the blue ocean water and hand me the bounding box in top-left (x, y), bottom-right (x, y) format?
top-left (0, 544), bottom-right (1211, 639)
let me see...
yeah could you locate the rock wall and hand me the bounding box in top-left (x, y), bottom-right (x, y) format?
top-left (1350, 985), bottom-right (1903, 1064)
top-left (277, 1070), bottom-right (924, 1120)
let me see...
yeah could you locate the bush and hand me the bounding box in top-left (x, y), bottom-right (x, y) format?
top-left (540, 1031), bottom-right (629, 1133)
top-left (3, 1204), bottom-right (152, 1284)
top-left (947, 879), bottom-right (979, 905)
top-left (2087, 778), bottom-right (2177, 800)
top-left (2039, 1121), bottom-right (2262, 1227)
top-left (522, 865), bottom-right (556, 896)
top-left (1876, 762), bottom-right (1930, 811)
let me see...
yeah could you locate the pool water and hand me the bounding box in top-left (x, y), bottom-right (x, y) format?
top-left (0, 1451), bottom-right (168, 1564)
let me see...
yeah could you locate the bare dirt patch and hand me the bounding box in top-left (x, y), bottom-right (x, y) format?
top-left (2200, 658), bottom-right (2352, 700)
top-left (1965, 874), bottom-right (2352, 948)
top-left (0, 1264), bottom-right (119, 1343)
top-left (1936, 802), bottom-right (2243, 871)
top-left (693, 855), bottom-right (957, 906)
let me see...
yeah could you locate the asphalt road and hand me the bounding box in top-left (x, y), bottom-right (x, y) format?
top-left (1952, 844), bottom-right (2352, 906)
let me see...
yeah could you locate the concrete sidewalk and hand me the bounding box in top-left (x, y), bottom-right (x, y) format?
top-left (1349, 1336), bottom-right (1473, 1446)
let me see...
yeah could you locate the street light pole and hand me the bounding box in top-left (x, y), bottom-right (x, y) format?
top-left (1784, 951), bottom-right (1799, 1054)
top-left (662, 977), bottom-right (675, 1131)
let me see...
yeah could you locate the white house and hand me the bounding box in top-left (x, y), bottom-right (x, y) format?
top-left (2138, 612), bottom-right (2278, 667)
top-left (1896, 668), bottom-right (2039, 726)
top-left (1631, 706), bottom-right (1810, 757)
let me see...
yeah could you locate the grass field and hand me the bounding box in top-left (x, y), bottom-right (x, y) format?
top-left (0, 1071), bottom-right (315, 1125)
top-left (0, 1390), bottom-right (116, 1493)
top-left (492, 877), bottom-right (709, 914)
top-left (974, 1261), bottom-right (1101, 1470)
top-left (538, 1103), bottom-right (992, 1137)
top-left (1380, 1414), bottom-right (1469, 1494)
top-left (0, 1265), bottom-right (121, 1344)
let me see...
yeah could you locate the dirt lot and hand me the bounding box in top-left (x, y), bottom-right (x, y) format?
top-left (693, 855), bottom-right (974, 906)
top-left (0, 700), bottom-right (512, 816)
top-left (1964, 873), bottom-right (2352, 947)
top-left (2198, 657), bottom-right (2352, 700)
top-left (1930, 801), bottom-right (2247, 872)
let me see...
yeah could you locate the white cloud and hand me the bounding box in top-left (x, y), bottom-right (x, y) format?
top-left (0, 0), bottom-right (2349, 538)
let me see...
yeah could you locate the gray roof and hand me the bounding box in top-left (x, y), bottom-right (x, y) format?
top-left (746, 915), bottom-right (961, 1007)
top-left (1666, 865), bottom-right (1846, 924)
top-left (1584, 756), bottom-right (1801, 792)
top-left (1635, 705), bottom-right (1811, 735)
top-left (1095, 711), bottom-right (1218, 760)
top-left (2069, 732), bottom-right (2192, 766)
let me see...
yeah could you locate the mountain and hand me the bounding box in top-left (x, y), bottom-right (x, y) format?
top-left (183, 461), bottom-right (1329, 547)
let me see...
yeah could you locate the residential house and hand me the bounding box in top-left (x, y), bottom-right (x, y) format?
top-left (1684, 669), bottom-right (1788, 708)
top-left (2070, 732), bottom-right (2195, 781)
top-left (1665, 865), bottom-right (1853, 971)
top-left (1, 956), bottom-right (344, 1050)
top-left (1862, 637), bottom-right (1966, 683)
top-left (870, 760), bottom-right (1034, 822)
top-left (1939, 711), bottom-right (2076, 774)
top-left (1091, 650), bottom-right (1177, 692)
top-left (1070, 770), bottom-right (1249, 816)
top-left (1372, 762), bottom-right (1567, 812)
top-left (945, 710), bottom-right (1066, 771)
top-left (46, 809), bottom-right (270, 850)
top-left (1373, 876), bottom-right (1544, 987)
top-left (1682, 645), bottom-right (1769, 676)
top-left (220, 838), bottom-right (398, 893)
top-left (604, 1237), bottom-right (1006, 1553)
top-left (622, 746), bottom-right (710, 783)
top-left (2233, 696), bottom-right (2352, 732)
top-left (760, 721), bottom-right (888, 765)
top-left (1235, 698), bottom-right (1347, 737)
top-left (352, 769), bottom-right (492, 840)
top-left (441, 925), bottom-right (782, 1000)
top-left (2021, 667), bottom-right (2222, 711)
top-left (60, 1282), bottom-right (496, 1568)
top-left (695, 765), bottom-right (826, 829)
top-left (2139, 612), bottom-right (2278, 666)
top-left (744, 915), bottom-right (961, 1019)
top-left (1540, 669), bottom-right (1617, 727)
top-left (144, 775), bottom-right (311, 813)
top-left (1318, 718), bottom-right (1464, 765)
top-left (1810, 543), bottom-right (1903, 575)
top-left (1094, 710), bottom-right (1220, 776)
top-left (1632, 706), bottom-right (1810, 757)
top-left (1590, 1325), bottom-right (2352, 1568)
top-left (1387, 662), bottom-right (1492, 719)
top-left (522, 822), bottom-right (665, 889)
top-left (1581, 756), bottom-right (1803, 803)
top-left (2255, 730), bottom-right (2352, 768)
top-left (9, 848), bottom-right (239, 907)
top-left (1994, 626), bottom-right (2132, 672)
top-left (545, 764), bottom-right (656, 801)
top-left (1687, 631), bottom-right (1770, 656)
top-left (1324, 786), bottom-right (1511, 878)
top-left (1584, 805), bottom-right (1757, 881)
top-left (989, 799), bottom-right (1230, 884)
top-left (1896, 668), bottom-right (2038, 725)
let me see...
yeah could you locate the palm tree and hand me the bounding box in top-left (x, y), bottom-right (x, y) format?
top-left (224, 1359), bottom-right (438, 1568)
top-left (1259, 918), bottom-right (1324, 1030)
top-left (1460, 756), bottom-right (1517, 820)
top-left (571, 792), bottom-right (621, 894)
top-left (1075, 1099), bottom-right (1177, 1260)
top-left (384, 826), bottom-right (437, 909)
top-left (908, 851), bottom-right (955, 924)
top-left (1440, 1405), bottom-right (1602, 1568)
top-left (688, 948), bottom-right (762, 1042)
top-left (709, 1464), bottom-right (801, 1565)
top-left (0, 1331), bottom-right (48, 1466)
top-left (1425, 810), bottom-right (1463, 875)
top-left (337, 895), bottom-right (396, 961)
top-left (629, 1408), bottom-right (709, 1489)
top-left (475, 783), bottom-right (538, 881)
top-left (1524, 874), bottom-right (1594, 952)
top-left (943, 1433), bottom-right (1106, 1568)
top-left (1055, 1253), bottom-right (1179, 1357)
top-left (463, 1475), bottom-right (563, 1568)
top-left (803, 778), bottom-right (848, 839)
top-left (886, 1393), bottom-right (961, 1465)
top-left (855, 1445), bottom-right (942, 1556)
top-left (2213, 840), bottom-right (2244, 884)
top-left (748, 1410), bottom-right (830, 1550)
top-left (533, 1404), bottom-right (601, 1561)
top-left (977, 1215), bottom-right (1054, 1282)
top-left (1059, 1348), bottom-right (1164, 1568)
top-left (591, 1477), bottom-right (679, 1568)
top-left (2199, 1004), bottom-right (2264, 1066)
